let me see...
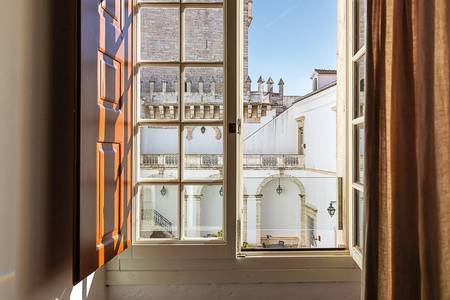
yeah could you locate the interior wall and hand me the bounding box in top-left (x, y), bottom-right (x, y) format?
top-left (0, 1), bottom-right (105, 299)
top-left (0, 1), bottom-right (20, 299)
top-left (107, 282), bottom-right (360, 300)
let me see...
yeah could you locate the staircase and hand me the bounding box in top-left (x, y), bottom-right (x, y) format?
top-left (141, 208), bottom-right (174, 238)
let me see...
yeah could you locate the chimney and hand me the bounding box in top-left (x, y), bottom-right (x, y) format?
top-left (210, 78), bottom-right (216, 94)
top-left (245, 76), bottom-right (252, 95)
top-left (267, 77), bottom-right (274, 93)
top-left (257, 76), bottom-right (265, 94)
top-left (278, 78), bottom-right (284, 98)
top-left (162, 81), bottom-right (167, 94)
top-left (198, 76), bottom-right (204, 94)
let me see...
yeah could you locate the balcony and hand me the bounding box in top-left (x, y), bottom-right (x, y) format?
top-left (140, 154), bottom-right (305, 170)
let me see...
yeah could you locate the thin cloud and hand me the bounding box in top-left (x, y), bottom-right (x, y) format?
top-left (264, 0), bottom-right (302, 28)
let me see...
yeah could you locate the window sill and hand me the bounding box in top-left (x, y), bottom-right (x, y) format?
top-left (105, 250), bottom-right (361, 285)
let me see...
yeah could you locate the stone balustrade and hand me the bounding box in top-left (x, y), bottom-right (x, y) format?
top-left (141, 153), bottom-right (305, 169)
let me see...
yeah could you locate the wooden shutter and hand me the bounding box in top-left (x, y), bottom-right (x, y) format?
top-left (75, 0), bottom-right (133, 283)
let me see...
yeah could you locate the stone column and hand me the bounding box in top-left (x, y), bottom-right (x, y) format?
top-left (246, 194), bottom-right (262, 246)
top-left (299, 193), bottom-right (307, 247)
top-left (242, 195), bottom-right (248, 244)
top-left (184, 194), bottom-right (202, 238)
top-left (255, 195), bottom-right (262, 246)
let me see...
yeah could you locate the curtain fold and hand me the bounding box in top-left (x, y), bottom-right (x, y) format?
top-left (364, 0), bottom-right (450, 299)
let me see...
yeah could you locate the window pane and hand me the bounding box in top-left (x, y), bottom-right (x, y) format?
top-left (183, 8), bottom-right (224, 62)
top-left (183, 67), bottom-right (224, 120)
top-left (183, 184), bottom-right (224, 239)
top-left (140, 66), bottom-right (179, 120)
top-left (354, 0), bottom-right (366, 52)
top-left (139, 185), bottom-right (179, 239)
top-left (354, 55), bottom-right (366, 118)
top-left (242, 177), bottom-right (340, 249)
top-left (183, 126), bottom-right (223, 180)
top-left (139, 0), bottom-right (178, 2)
top-left (182, 0), bottom-right (222, 2)
top-left (140, 7), bottom-right (180, 61)
top-left (354, 123), bottom-right (364, 184)
top-left (354, 189), bottom-right (365, 249)
top-left (140, 126), bottom-right (179, 179)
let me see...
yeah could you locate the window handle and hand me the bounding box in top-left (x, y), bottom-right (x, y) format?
top-left (228, 119), bottom-right (242, 135)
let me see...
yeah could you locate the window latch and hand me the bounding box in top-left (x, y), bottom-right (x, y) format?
top-left (229, 119), bottom-right (242, 135)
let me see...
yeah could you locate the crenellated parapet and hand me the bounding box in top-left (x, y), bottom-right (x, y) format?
top-left (140, 73), bottom-right (299, 122)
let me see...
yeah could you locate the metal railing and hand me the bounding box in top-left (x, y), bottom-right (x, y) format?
top-left (141, 208), bottom-right (173, 235)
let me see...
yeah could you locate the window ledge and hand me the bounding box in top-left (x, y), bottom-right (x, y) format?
top-left (105, 252), bottom-right (361, 285)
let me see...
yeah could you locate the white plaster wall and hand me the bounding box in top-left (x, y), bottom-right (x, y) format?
top-left (318, 74), bottom-right (337, 89)
top-left (244, 85), bottom-right (337, 172)
top-left (200, 185), bottom-right (224, 235)
top-left (299, 176), bottom-right (338, 248)
top-left (185, 126), bottom-right (223, 154)
top-left (243, 170), bottom-right (339, 248)
top-left (243, 109), bottom-right (277, 140)
top-left (106, 282), bottom-right (360, 300)
top-left (260, 179), bottom-right (301, 237)
top-left (141, 126), bottom-right (223, 155)
top-left (141, 126), bottom-right (178, 154)
top-left (142, 185), bottom-right (179, 226)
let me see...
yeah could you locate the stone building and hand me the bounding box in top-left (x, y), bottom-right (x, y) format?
top-left (139, 0), bottom-right (301, 122)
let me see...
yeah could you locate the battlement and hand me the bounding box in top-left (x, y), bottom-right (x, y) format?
top-left (140, 74), bottom-right (297, 122)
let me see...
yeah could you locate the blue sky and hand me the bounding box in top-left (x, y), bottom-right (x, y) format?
top-left (248, 0), bottom-right (337, 95)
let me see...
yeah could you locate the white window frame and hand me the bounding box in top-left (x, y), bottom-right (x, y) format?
top-left (109, 0), bottom-right (363, 283)
top-left (131, 0), bottom-right (237, 260)
top-left (347, 0), bottom-right (367, 269)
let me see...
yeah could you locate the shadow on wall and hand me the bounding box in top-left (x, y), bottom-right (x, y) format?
top-left (12, 0), bottom-right (105, 299)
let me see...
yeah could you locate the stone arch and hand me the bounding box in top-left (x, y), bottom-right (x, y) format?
top-left (253, 175), bottom-right (312, 248)
top-left (185, 126), bottom-right (222, 141)
top-left (256, 174), bottom-right (305, 197)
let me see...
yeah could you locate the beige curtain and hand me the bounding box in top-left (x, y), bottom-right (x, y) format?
top-left (364, 0), bottom-right (450, 299)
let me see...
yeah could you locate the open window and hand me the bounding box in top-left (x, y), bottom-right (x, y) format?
top-left (238, 1), bottom-right (344, 252)
top-left (130, 0), bottom-right (238, 260)
top-left (348, 0), bottom-right (367, 268)
top-left (75, 0), bottom-right (366, 283)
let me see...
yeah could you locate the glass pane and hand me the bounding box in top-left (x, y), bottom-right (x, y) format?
top-left (140, 66), bottom-right (179, 120)
top-left (241, 177), bottom-right (340, 249)
top-left (139, 185), bottom-right (179, 239)
top-left (354, 123), bottom-right (365, 184)
top-left (140, 7), bottom-right (180, 61)
top-left (354, 189), bottom-right (365, 249)
top-left (183, 126), bottom-right (223, 180)
top-left (354, 0), bottom-right (366, 52)
top-left (354, 55), bottom-right (366, 118)
top-left (140, 126), bottom-right (179, 179)
top-left (183, 67), bottom-right (224, 120)
top-left (139, 0), bottom-right (178, 2)
top-left (183, 8), bottom-right (224, 62)
top-left (183, 184), bottom-right (224, 239)
top-left (182, 0), bottom-right (222, 2)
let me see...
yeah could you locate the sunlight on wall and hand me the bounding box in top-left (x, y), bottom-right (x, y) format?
top-left (70, 272), bottom-right (96, 300)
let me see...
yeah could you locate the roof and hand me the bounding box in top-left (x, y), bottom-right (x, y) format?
top-left (293, 81), bottom-right (337, 104)
top-left (314, 69), bottom-right (337, 75)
